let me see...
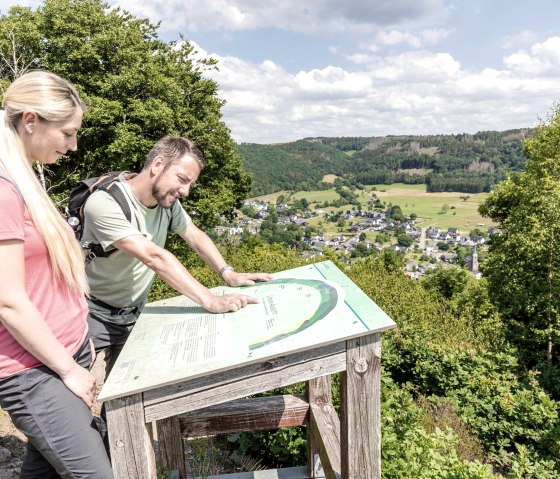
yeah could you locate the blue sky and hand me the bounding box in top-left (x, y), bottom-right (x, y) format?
top-left (4, 0), bottom-right (560, 144)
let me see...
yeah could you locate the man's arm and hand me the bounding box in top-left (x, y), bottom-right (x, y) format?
top-left (112, 234), bottom-right (260, 313)
top-left (178, 223), bottom-right (273, 286)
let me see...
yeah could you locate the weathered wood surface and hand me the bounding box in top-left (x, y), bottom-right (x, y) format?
top-left (180, 394), bottom-right (309, 437)
top-left (105, 394), bottom-right (157, 479)
top-left (340, 333), bottom-right (381, 479)
top-left (104, 332), bottom-right (385, 479)
top-left (203, 466), bottom-right (310, 478)
top-left (309, 402), bottom-right (341, 479)
top-left (144, 342), bottom-right (347, 422)
top-left (307, 375), bottom-right (332, 478)
top-left (157, 416), bottom-right (186, 479)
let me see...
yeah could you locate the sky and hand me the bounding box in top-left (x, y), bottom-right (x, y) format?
top-left (3, 0), bottom-right (560, 144)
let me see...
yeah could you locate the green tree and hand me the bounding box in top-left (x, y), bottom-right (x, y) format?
top-left (390, 204), bottom-right (406, 222)
top-left (421, 266), bottom-right (469, 300)
top-left (397, 234), bottom-right (413, 247)
top-left (479, 103), bottom-right (560, 368)
top-left (375, 231), bottom-right (391, 244)
top-left (0, 0), bottom-right (250, 227)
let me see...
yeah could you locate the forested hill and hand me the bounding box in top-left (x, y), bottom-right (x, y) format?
top-left (237, 129), bottom-right (533, 196)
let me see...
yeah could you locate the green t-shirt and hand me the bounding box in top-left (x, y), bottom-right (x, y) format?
top-left (83, 173), bottom-right (190, 324)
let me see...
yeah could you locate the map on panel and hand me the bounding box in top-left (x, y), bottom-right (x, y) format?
top-left (98, 260), bottom-right (396, 401)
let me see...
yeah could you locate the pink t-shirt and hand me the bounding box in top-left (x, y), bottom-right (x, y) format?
top-left (0, 177), bottom-right (88, 378)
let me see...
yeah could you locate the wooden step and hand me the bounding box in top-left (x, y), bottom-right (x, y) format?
top-left (196, 466), bottom-right (311, 478)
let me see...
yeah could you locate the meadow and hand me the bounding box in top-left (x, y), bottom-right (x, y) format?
top-left (368, 183), bottom-right (494, 229)
top-left (250, 183), bottom-right (494, 232)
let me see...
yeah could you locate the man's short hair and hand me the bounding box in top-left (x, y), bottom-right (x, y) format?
top-left (144, 136), bottom-right (205, 171)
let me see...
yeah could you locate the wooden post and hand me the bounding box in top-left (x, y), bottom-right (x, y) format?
top-left (105, 394), bottom-right (157, 479)
top-left (308, 375), bottom-right (341, 479)
top-left (307, 375), bottom-right (331, 477)
top-left (340, 333), bottom-right (381, 479)
top-left (157, 416), bottom-right (186, 479)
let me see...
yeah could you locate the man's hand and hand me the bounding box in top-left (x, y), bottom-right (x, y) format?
top-left (202, 292), bottom-right (260, 313)
top-left (222, 271), bottom-right (273, 287)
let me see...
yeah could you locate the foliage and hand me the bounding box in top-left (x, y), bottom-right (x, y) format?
top-left (380, 376), bottom-right (495, 479)
top-left (346, 254), bottom-right (487, 348)
top-left (397, 234), bottom-right (413, 247)
top-left (479, 103), bottom-right (560, 369)
top-left (228, 427), bottom-right (307, 468)
top-left (421, 267), bottom-right (471, 300)
top-left (239, 130), bottom-right (532, 195)
top-left (0, 0), bottom-right (250, 227)
top-left (236, 140), bottom-right (351, 196)
top-left (385, 336), bottom-right (560, 475)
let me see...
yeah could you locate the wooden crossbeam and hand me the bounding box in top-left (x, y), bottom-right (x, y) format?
top-left (179, 394), bottom-right (309, 437)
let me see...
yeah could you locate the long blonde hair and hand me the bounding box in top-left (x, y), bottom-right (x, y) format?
top-left (0, 71), bottom-right (88, 295)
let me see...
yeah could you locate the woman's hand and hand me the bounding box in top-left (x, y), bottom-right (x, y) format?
top-left (60, 362), bottom-right (97, 408)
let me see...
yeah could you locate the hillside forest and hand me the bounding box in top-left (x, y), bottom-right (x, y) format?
top-left (237, 130), bottom-right (532, 196)
top-left (1, 1), bottom-right (560, 478)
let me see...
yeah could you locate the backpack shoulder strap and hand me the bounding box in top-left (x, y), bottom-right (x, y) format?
top-left (81, 174), bottom-right (134, 263)
top-left (166, 206), bottom-right (173, 231)
top-left (97, 179), bottom-right (132, 223)
top-left (0, 172), bottom-right (23, 206)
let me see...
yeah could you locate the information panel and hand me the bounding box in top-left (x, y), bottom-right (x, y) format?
top-left (99, 260), bottom-right (396, 401)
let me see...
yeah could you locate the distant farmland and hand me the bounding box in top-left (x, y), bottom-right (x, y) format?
top-left (248, 183), bottom-right (494, 231)
top-left (370, 184), bottom-right (494, 230)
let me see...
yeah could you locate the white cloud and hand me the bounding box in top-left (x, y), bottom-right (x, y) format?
top-left (110, 0), bottom-right (448, 34)
top-left (294, 67), bottom-right (372, 98)
top-left (201, 36), bottom-right (560, 143)
top-left (347, 53), bottom-right (376, 64)
top-left (374, 28), bottom-right (450, 48)
top-left (501, 29), bottom-right (538, 50)
top-left (368, 51), bottom-right (462, 81)
top-left (504, 37), bottom-right (560, 76)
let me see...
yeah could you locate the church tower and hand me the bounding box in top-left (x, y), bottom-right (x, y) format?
top-left (471, 245), bottom-right (479, 275)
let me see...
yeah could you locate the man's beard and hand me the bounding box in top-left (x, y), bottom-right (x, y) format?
top-left (152, 177), bottom-right (178, 209)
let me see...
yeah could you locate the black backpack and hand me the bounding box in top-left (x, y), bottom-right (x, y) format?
top-left (66, 171), bottom-right (131, 260)
top-left (66, 171), bottom-right (173, 262)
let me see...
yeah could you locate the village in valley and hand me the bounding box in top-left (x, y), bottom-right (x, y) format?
top-left (215, 188), bottom-right (494, 280)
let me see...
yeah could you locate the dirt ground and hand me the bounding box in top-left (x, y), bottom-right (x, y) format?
top-left (0, 353), bottom-right (107, 478)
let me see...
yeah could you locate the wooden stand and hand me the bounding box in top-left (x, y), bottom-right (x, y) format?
top-left (105, 333), bottom-right (382, 479)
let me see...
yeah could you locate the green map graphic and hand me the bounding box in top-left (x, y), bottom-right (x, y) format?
top-left (247, 278), bottom-right (339, 350)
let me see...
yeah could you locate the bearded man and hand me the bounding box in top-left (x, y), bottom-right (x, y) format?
top-left (82, 135), bottom-right (271, 375)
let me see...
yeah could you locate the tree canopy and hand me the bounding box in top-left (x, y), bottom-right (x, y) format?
top-left (0, 0), bottom-right (251, 227)
top-left (479, 103), bottom-right (560, 374)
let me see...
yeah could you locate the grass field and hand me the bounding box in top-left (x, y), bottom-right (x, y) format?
top-left (370, 183), bottom-right (494, 229)
top-left (249, 183), bottom-right (495, 232)
top-left (251, 189), bottom-right (341, 204)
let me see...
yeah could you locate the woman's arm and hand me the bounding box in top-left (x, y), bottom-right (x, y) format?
top-left (0, 239), bottom-right (96, 407)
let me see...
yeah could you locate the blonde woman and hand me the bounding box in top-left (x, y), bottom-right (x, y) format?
top-left (0, 71), bottom-right (112, 478)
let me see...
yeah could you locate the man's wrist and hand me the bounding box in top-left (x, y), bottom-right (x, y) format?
top-left (219, 263), bottom-right (235, 278)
